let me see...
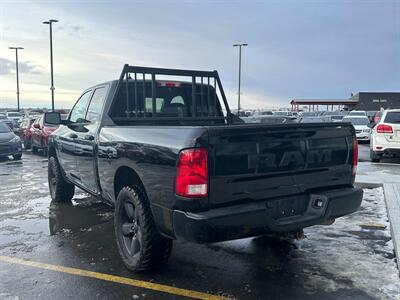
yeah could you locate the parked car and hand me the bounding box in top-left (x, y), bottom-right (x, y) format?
top-left (348, 110), bottom-right (367, 117)
top-left (256, 110), bottom-right (273, 116)
top-left (321, 111), bottom-right (342, 122)
top-left (370, 109), bottom-right (400, 162)
top-left (243, 115), bottom-right (296, 124)
top-left (298, 117), bottom-right (325, 123)
top-left (30, 115), bottom-right (59, 155)
top-left (0, 122), bottom-right (22, 160)
top-left (6, 111), bottom-right (23, 124)
top-left (342, 116), bottom-right (371, 142)
top-left (0, 115), bottom-right (14, 131)
top-left (46, 65), bottom-right (362, 272)
top-left (273, 111), bottom-right (293, 117)
top-left (299, 111), bottom-right (319, 117)
top-left (328, 115), bottom-right (344, 122)
top-left (18, 117), bottom-right (36, 149)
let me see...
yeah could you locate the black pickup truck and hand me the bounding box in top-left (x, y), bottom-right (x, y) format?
top-left (45, 65), bottom-right (363, 272)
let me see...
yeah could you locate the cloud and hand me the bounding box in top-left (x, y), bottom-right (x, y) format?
top-left (55, 23), bottom-right (86, 37)
top-left (0, 57), bottom-right (43, 75)
top-left (0, 58), bottom-right (14, 75)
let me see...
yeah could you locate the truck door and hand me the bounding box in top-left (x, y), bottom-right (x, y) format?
top-left (58, 90), bottom-right (92, 182)
top-left (75, 86), bottom-right (108, 194)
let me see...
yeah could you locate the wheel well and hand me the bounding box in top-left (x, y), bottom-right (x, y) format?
top-left (114, 166), bottom-right (144, 200)
top-left (48, 146), bottom-right (56, 158)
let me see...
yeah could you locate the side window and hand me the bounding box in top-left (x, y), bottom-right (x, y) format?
top-left (145, 98), bottom-right (164, 113)
top-left (86, 87), bottom-right (107, 123)
top-left (69, 91), bottom-right (92, 123)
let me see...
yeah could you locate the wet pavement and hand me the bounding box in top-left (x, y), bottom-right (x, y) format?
top-left (357, 144), bottom-right (400, 185)
top-left (0, 151), bottom-right (399, 299)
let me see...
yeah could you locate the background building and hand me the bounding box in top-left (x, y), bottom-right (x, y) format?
top-left (291, 92), bottom-right (400, 111)
top-left (351, 92), bottom-right (400, 111)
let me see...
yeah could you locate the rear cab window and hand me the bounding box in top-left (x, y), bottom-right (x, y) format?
top-left (110, 81), bottom-right (224, 120)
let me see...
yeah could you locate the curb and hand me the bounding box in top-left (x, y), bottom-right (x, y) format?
top-left (383, 183), bottom-right (400, 274)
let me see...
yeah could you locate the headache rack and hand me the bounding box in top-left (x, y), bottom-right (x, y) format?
top-left (111, 64), bottom-right (233, 125)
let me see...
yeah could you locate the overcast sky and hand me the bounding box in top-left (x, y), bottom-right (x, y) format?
top-left (0, 0), bottom-right (399, 110)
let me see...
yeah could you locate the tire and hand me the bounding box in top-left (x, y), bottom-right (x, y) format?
top-left (115, 186), bottom-right (172, 272)
top-left (48, 156), bottom-right (75, 202)
top-left (31, 137), bottom-right (38, 154)
top-left (25, 135), bottom-right (31, 150)
top-left (13, 154), bottom-right (22, 160)
top-left (370, 149), bottom-right (381, 163)
top-left (41, 138), bottom-right (48, 157)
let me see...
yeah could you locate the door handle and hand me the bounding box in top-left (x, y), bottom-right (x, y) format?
top-left (69, 133), bottom-right (78, 139)
top-left (84, 135), bottom-right (95, 141)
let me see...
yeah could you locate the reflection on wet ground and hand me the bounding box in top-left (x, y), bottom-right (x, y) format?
top-left (0, 152), bottom-right (399, 299)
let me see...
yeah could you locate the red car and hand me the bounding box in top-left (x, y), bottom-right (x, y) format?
top-left (30, 115), bottom-right (59, 155)
top-left (18, 117), bottom-right (36, 149)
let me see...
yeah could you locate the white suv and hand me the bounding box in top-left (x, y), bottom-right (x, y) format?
top-left (370, 109), bottom-right (400, 162)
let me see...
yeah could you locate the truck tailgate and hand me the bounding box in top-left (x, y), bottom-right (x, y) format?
top-left (208, 123), bottom-right (355, 207)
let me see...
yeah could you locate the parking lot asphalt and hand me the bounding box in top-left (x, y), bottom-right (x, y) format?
top-left (0, 151), bottom-right (399, 300)
top-left (357, 144), bottom-right (400, 185)
top-left (358, 143), bottom-right (400, 164)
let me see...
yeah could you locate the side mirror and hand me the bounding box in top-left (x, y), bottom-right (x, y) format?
top-left (44, 112), bottom-right (61, 125)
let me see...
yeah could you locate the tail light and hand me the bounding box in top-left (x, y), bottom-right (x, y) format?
top-left (376, 124), bottom-right (393, 133)
top-left (157, 81), bottom-right (181, 88)
top-left (175, 148), bottom-right (208, 197)
top-left (352, 138), bottom-right (358, 177)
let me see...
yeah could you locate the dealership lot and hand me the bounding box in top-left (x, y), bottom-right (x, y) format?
top-left (0, 149), bottom-right (399, 300)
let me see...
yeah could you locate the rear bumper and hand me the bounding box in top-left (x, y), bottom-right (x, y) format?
top-left (356, 133), bottom-right (370, 140)
top-left (373, 148), bottom-right (400, 156)
top-left (172, 186), bottom-right (363, 243)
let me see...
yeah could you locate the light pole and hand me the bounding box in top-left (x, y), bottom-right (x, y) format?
top-left (233, 43), bottom-right (248, 115)
top-left (8, 47), bottom-right (24, 112)
top-left (43, 19), bottom-right (59, 111)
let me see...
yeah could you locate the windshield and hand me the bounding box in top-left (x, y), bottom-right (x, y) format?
top-left (273, 111), bottom-right (288, 116)
top-left (323, 111), bottom-right (338, 116)
top-left (300, 117), bottom-right (324, 123)
top-left (301, 112), bottom-right (318, 117)
top-left (260, 111), bottom-right (273, 115)
top-left (0, 122), bottom-right (11, 133)
top-left (343, 117), bottom-right (369, 125)
top-left (7, 112), bottom-right (22, 117)
top-left (384, 112), bottom-right (400, 124)
top-left (349, 111), bottom-right (366, 116)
